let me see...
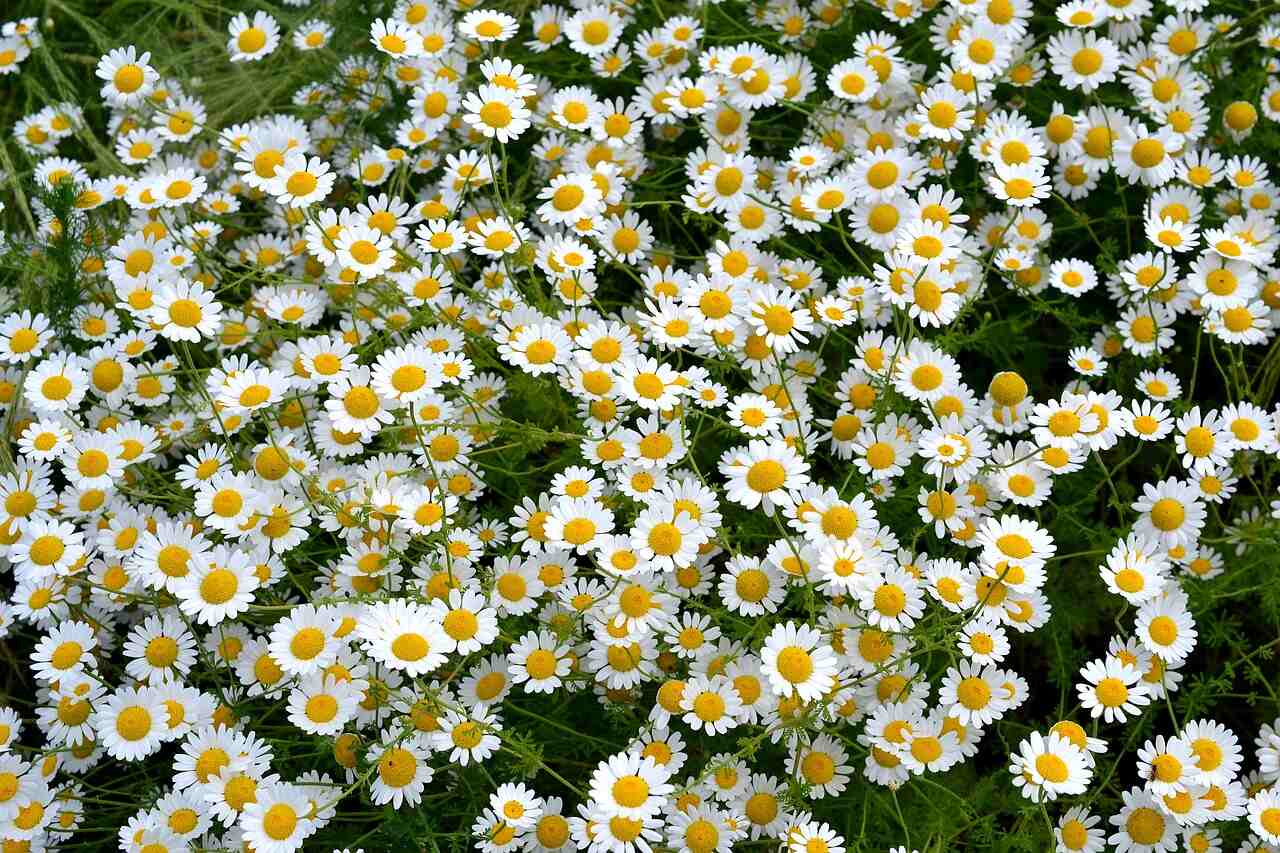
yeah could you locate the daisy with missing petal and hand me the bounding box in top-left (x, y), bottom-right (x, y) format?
top-left (760, 621), bottom-right (836, 702)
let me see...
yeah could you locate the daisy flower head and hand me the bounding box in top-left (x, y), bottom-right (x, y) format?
top-left (228, 11), bottom-right (280, 62)
top-left (760, 621), bottom-right (836, 702)
top-left (24, 353), bottom-right (88, 414)
top-left (0, 311), bottom-right (53, 364)
top-left (1077, 657), bottom-right (1150, 723)
top-left (1047, 30), bottom-right (1119, 92)
top-left (588, 751), bottom-right (674, 820)
top-left (355, 599), bottom-right (449, 676)
top-left (940, 660), bottom-right (1011, 726)
top-left (1010, 731), bottom-right (1091, 802)
top-left (1108, 787), bottom-right (1177, 853)
top-left (719, 438), bottom-right (811, 511)
top-left (335, 224), bottom-right (396, 279)
top-left (175, 545), bottom-right (260, 626)
top-left (463, 84), bottom-right (533, 143)
top-left (92, 684), bottom-right (168, 761)
top-left (150, 279), bottom-right (224, 343)
top-left (893, 340), bottom-right (962, 403)
top-left (1131, 478), bottom-right (1206, 548)
top-left (95, 46), bottom-right (158, 105)
top-left (369, 736), bottom-right (434, 808)
top-left (239, 782), bottom-right (315, 851)
top-left (266, 152), bottom-right (334, 208)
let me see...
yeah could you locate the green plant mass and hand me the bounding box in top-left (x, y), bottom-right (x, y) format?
top-left (0, 0), bottom-right (1278, 852)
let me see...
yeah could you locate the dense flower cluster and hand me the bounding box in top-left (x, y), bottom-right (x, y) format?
top-left (1, 0), bottom-right (1279, 852)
